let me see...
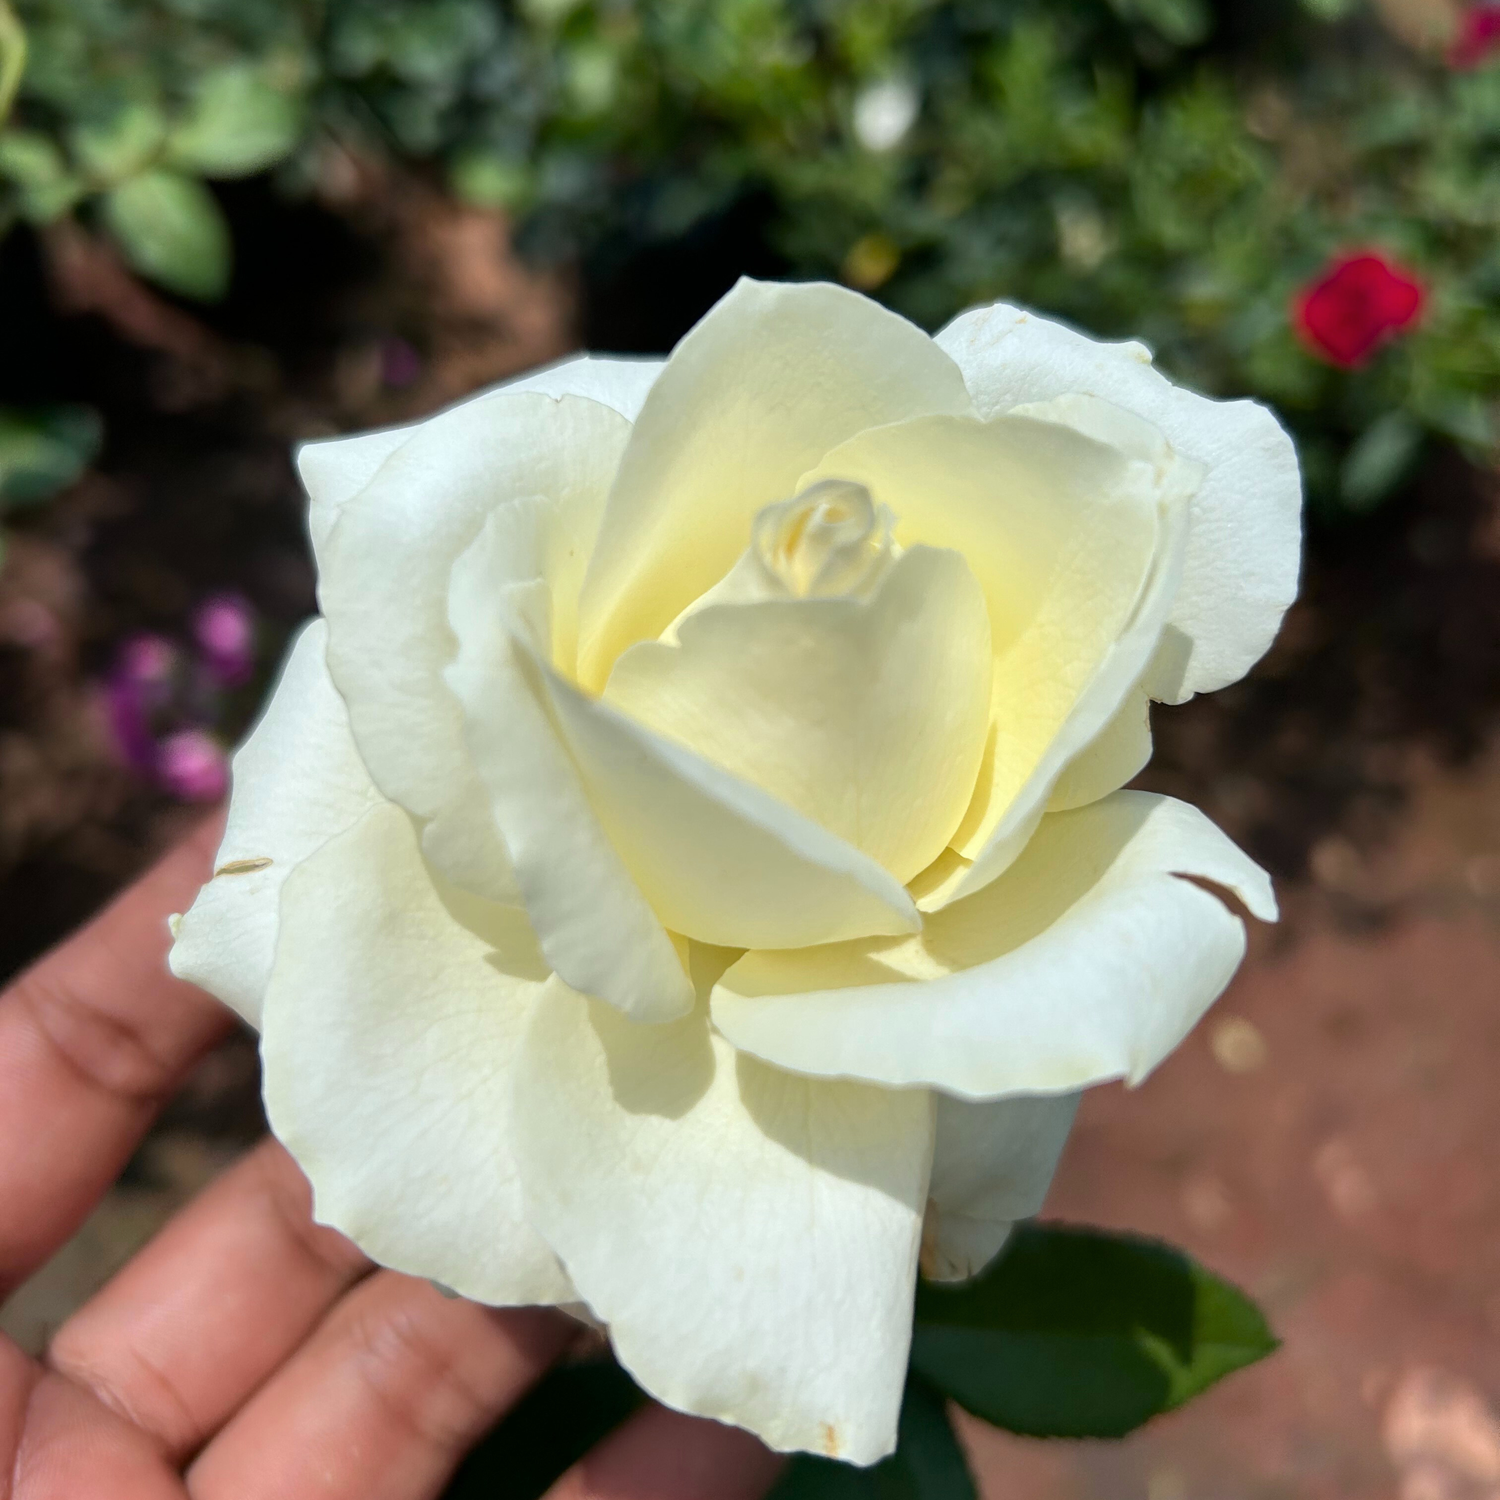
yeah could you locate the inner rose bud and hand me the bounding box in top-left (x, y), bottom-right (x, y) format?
top-left (751, 478), bottom-right (897, 598)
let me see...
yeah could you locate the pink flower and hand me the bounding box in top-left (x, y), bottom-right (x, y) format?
top-left (103, 633), bottom-right (179, 772)
top-left (1292, 252), bottom-right (1425, 369)
top-left (156, 728), bottom-right (229, 803)
top-left (192, 593), bottom-right (256, 688)
top-left (1450, 4), bottom-right (1500, 68)
top-left (116, 632), bottom-right (179, 699)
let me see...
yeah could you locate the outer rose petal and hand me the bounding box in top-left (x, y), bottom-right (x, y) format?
top-left (935, 302), bottom-right (1301, 702)
top-left (511, 979), bottom-right (933, 1464)
top-left (319, 391), bottom-right (632, 902)
top-left (603, 545), bottom-right (992, 884)
top-left (168, 619), bottom-right (383, 1028)
top-left (712, 791), bottom-right (1276, 1099)
top-left (921, 1092), bottom-right (1080, 1283)
top-left (576, 278), bottom-right (973, 688)
top-left (296, 353), bottom-right (663, 567)
top-left (261, 800), bottom-right (573, 1307)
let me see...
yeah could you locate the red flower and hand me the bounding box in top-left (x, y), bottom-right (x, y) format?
top-left (1292, 252), bottom-right (1425, 369)
top-left (1450, 4), bottom-right (1500, 69)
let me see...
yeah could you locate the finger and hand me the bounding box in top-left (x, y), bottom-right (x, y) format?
top-left (187, 1273), bottom-right (572, 1500)
top-left (0, 814), bottom-right (232, 1297)
top-left (45, 1138), bottom-right (371, 1464)
top-left (545, 1403), bottom-right (784, 1500)
top-left (3, 1338), bottom-right (186, 1500)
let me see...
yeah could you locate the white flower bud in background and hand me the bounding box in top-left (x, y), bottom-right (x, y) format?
top-left (853, 77), bottom-right (920, 152)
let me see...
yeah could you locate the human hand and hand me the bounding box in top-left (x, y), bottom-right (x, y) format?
top-left (0, 817), bottom-right (783, 1499)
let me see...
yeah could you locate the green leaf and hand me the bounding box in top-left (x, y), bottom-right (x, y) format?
top-left (441, 1360), bottom-right (646, 1500)
top-left (910, 1222), bottom-right (1276, 1440)
top-left (449, 148), bottom-right (533, 210)
top-left (0, 404), bottom-right (102, 507)
top-left (101, 169), bottom-right (231, 300)
top-left (167, 63), bottom-right (303, 179)
top-left (1340, 412), bottom-right (1423, 512)
top-left (0, 129), bottom-right (85, 221)
top-left (70, 101), bottom-right (166, 184)
top-left (1108, 0), bottom-right (1213, 46)
top-left (767, 1378), bottom-right (977, 1500)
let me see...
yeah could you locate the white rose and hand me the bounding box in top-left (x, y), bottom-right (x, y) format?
top-left (169, 280), bottom-right (1299, 1465)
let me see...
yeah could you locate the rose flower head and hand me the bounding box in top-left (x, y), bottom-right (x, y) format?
top-left (1294, 252), bottom-right (1425, 369)
top-left (1450, 3), bottom-right (1500, 68)
top-left (170, 281), bottom-right (1301, 1465)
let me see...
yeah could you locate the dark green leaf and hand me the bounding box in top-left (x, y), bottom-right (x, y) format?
top-left (101, 169), bottom-right (231, 300)
top-left (767, 1378), bottom-right (977, 1500)
top-left (0, 404), bottom-right (102, 506)
top-left (911, 1222), bottom-right (1276, 1440)
top-left (1109, 0), bottom-right (1212, 46)
top-left (441, 1359), bottom-right (646, 1500)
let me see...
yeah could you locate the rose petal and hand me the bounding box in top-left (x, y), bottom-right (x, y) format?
top-left (922, 1092), bottom-right (1080, 1283)
top-left (319, 392), bottom-right (632, 903)
top-left (576, 278), bottom-right (972, 688)
top-left (603, 545), bottom-right (992, 883)
top-left (296, 353), bottom-right (662, 567)
top-left (712, 791), bottom-right (1276, 1099)
top-left (935, 303), bottom-right (1301, 702)
top-left (446, 512), bottom-right (696, 1023)
top-left (797, 407), bottom-right (1167, 890)
top-left (511, 979), bottom-right (931, 1463)
top-left (261, 800), bottom-right (572, 1307)
top-left (1046, 685), bottom-right (1151, 813)
top-left (168, 619), bottom-right (383, 1028)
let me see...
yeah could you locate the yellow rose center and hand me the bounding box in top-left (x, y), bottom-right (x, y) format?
top-left (751, 479), bottom-right (897, 600)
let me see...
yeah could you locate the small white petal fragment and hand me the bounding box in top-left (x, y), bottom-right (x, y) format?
top-left (261, 800), bottom-right (572, 1307)
top-left (168, 619), bottom-right (383, 1029)
top-left (712, 791), bottom-right (1276, 1099)
top-left (577, 277), bottom-right (972, 688)
top-left (935, 301), bottom-right (1302, 701)
top-left (510, 979), bottom-right (932, 1464)
top-left (853, 78), bottom-right (920, 152)
top-left (606, 544), bottom-right (992, 884)
top-left (922, 1092), bottom-right (1081, 1283)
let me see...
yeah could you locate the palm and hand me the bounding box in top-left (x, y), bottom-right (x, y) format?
top-left (0, 818), bottom-right (780, 1500)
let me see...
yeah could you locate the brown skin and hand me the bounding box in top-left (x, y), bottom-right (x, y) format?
top-left (0, 816), bottom-right (784, 1500)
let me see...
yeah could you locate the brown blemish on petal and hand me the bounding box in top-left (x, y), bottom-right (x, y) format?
top-left (215, 856), bottom-right (273, 877)
top-left (819, 1422), bottom-right (841, 1457)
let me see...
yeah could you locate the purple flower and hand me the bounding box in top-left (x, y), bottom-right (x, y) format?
top-left (116, 632), bottom-right (179, 702)
top-left (156, 728), bottom-right (229, 803)
top-left (192, 593), bottom-right (256, 688)
top-left (103, 678), bottom-right (157, 775)
top-left (103, 633), bottom-right (180, 773)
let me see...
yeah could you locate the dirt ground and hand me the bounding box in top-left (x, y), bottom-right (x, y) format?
top-left (2, 194), bottom-right (1499, 1497)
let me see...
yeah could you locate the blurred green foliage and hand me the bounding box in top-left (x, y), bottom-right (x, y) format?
top-left (0, 0), bottom-right (1496, 512)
